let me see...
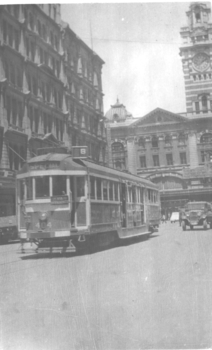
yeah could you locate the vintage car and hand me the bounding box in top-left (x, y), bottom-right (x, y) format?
top-left (181, 201), bottom-right (212, 231)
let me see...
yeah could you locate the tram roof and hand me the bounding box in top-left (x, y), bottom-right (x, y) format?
top-left (80, 160), bottom-right (158, 189)
top-left (18, 153), bottom-right (158, 189)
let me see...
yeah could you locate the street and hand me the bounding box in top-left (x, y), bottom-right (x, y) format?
top-left (1, 223), bottom-right (212, 350)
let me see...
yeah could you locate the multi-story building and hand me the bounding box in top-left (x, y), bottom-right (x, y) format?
top-left (0, 4), bottom-right (106, 218)
top-left (106, 2), bottom-right (212, 217)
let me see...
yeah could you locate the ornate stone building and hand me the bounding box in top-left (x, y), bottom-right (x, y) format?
top-left (106, 2), bottom-right (212, 216)
top-left (0, 4), bottom-right (106, 217)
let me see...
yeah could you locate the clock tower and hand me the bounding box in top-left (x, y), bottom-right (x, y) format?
top-left (179, 2), bottom-right (212, 116)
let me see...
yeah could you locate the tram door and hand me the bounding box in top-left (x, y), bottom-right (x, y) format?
top-left (69, 176), bottom-right (86, 227)
top-left (120, 183), bottom-right (127, 227)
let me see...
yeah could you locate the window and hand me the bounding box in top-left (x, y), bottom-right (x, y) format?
top-left (10, 64), bottom-right (15, 85)
top-left (140, 156), bottom-right (146, 168)
top-left (14, 5), bottom-right (20, 18)
top-left (138, 137), bottom-right (145, 148)
top-left (14, 30), bottom-right (19, 51)
top-left (109, 181), bottom-right (113, 200)
top-left (178, 133), bottom-right (186, 145)
top-left (32, 77), bottom-right (37, 95)
top-left (90, 176), bottom-right (95, 199)
top-left (44, 52), bottom-right (48, 66)
top-left (152, 135), bottom-right (158, 148)
top-left (18, 101), bottom-right (22, 127)
top-left (12, 99), bottom-right (17, 125)
top-left (40, 47), bottom-right (44, 64)
top-left (201, 151), bottom-right (207, 163)
top-left (53, 7), bottom-right (57, 21)
top-left (202, 95), bottom-right (208, 113)
top-left (96, 178), bottom-right (101, 200)
top-left (114, 182), bottom-right (119, 201)
top-left (42, 24), bottom-right (46, 41)
top-left (195, 9), bottom-right (201, 23)
top-left (29, 13), bottom-right (34, 31)
top-left (103, 180), bottom-right (108, 200)
top-left (200, 133), bottom-right (212, 143)
top-left (50, 31), bottom-right (54, 46)
top-left (77, 177), bottom-right (85, 197)
top-left (3, 21), bottom-right (7, 42)
top-left (165, 134), bottom-right (172, 146)
top-left (31, 41), bottom-right (35, 62)
top-left (37, 20), bottom-right (41, 36)
top-left (56, 61), bottom-right (60, 77)
top-left (26, 178), bottom-right (33, 200)
top-left (34, 109), bottom-right (39, 133)
top-left (17, 69), bottom-right (22, 88)
top-left (166, 153), bottom-right (173, 166)
top-left (53, 176), bottom-right (66, 196)
top-left (26, 37), bottom-right (29, 57)
top-left (180, 152), bottom-right (187, 165)
top-left (153, 155), bottom-right (160, 167)
top-left (8, 24), bottom-right (13, 47)
top-left (55, 35), bottom-right (58, 51)
top-left (195, 102), bottom-right (200, 114)
top-left (35, 177), bottom-right (49, 198)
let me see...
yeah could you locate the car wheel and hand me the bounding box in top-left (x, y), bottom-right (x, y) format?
top-left (210, 222), bottom-right (212, 229)
top-left (203, 220), bottom-right (207, 230)
top-left (182, 221), bottom-right (186, 231)
top-left (190, 225), bottom-right (193, 230)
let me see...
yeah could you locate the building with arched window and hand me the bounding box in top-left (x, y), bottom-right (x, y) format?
top-left (105, 3), bottom-right (212, 216)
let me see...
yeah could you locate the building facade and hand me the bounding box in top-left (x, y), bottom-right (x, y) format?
top-left (0, 4), bottom-right (106, 218)
top-left (106, 2), bottom-right (212, 217)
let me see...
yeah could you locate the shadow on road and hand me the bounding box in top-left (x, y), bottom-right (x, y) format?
top-left (21, 233), bottom-right (160, 260)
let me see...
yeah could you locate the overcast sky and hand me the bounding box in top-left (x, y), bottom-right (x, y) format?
top-left (61, 2), bottom-right (191, 118)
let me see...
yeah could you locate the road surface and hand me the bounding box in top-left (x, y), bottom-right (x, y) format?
top-left (1, 223), bottom-right (212, 349)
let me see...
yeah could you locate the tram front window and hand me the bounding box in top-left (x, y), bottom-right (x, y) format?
top-left (35, 176), bottom-right (49, 198)
top-left (53, 176), bottom-right (66, 196)
top-left (77, 177), bottom-right (85, 197)
top-left (26, 178), bottom-right (33, 200)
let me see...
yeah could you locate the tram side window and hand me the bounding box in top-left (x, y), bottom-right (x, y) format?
top-left (53, 175), bottom-right (66, 196)
top-left (103, 180), bottom-right (108, 200)
top-left (128, 186), bottom-right (132, 203)
top-left (96, 178), bottom-right (102, 200)
top-left (20, 180), bottom-right (25, 200)
top-left (35, 176), bottom-right (49, 198)
top-left (114, 182), bottom-right (119, 201)
top-left (90, 176), bottom-right (95, 199)
top-left (109, 181), bottom-right (113, 200)
top-left (26, 177), bottom-right (33, 200)
top-left (132, 186), bottom-right (137, 203)
top-left (77, 177), bottom-right (85, 197)
top-left (139, 188), bottom-right (144, 203)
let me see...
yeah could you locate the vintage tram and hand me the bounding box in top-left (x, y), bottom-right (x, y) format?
top-left (16, 149), bottom-right (160, 253)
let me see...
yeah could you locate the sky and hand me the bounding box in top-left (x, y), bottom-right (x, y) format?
top-left (61, 2), bottom-right (194, 118)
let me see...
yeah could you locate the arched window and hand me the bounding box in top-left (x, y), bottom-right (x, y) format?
top-left (200, 133), bottom-right (212, 144)
top-left (138, 137), bottom-right (145, 148)
top-left (165, 134), bottom-right (172, 146)
top-left (152, 135), bottom-right (158, 148)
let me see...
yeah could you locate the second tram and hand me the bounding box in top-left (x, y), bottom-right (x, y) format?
top-left (16, 151), bottom-right (160, 253)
